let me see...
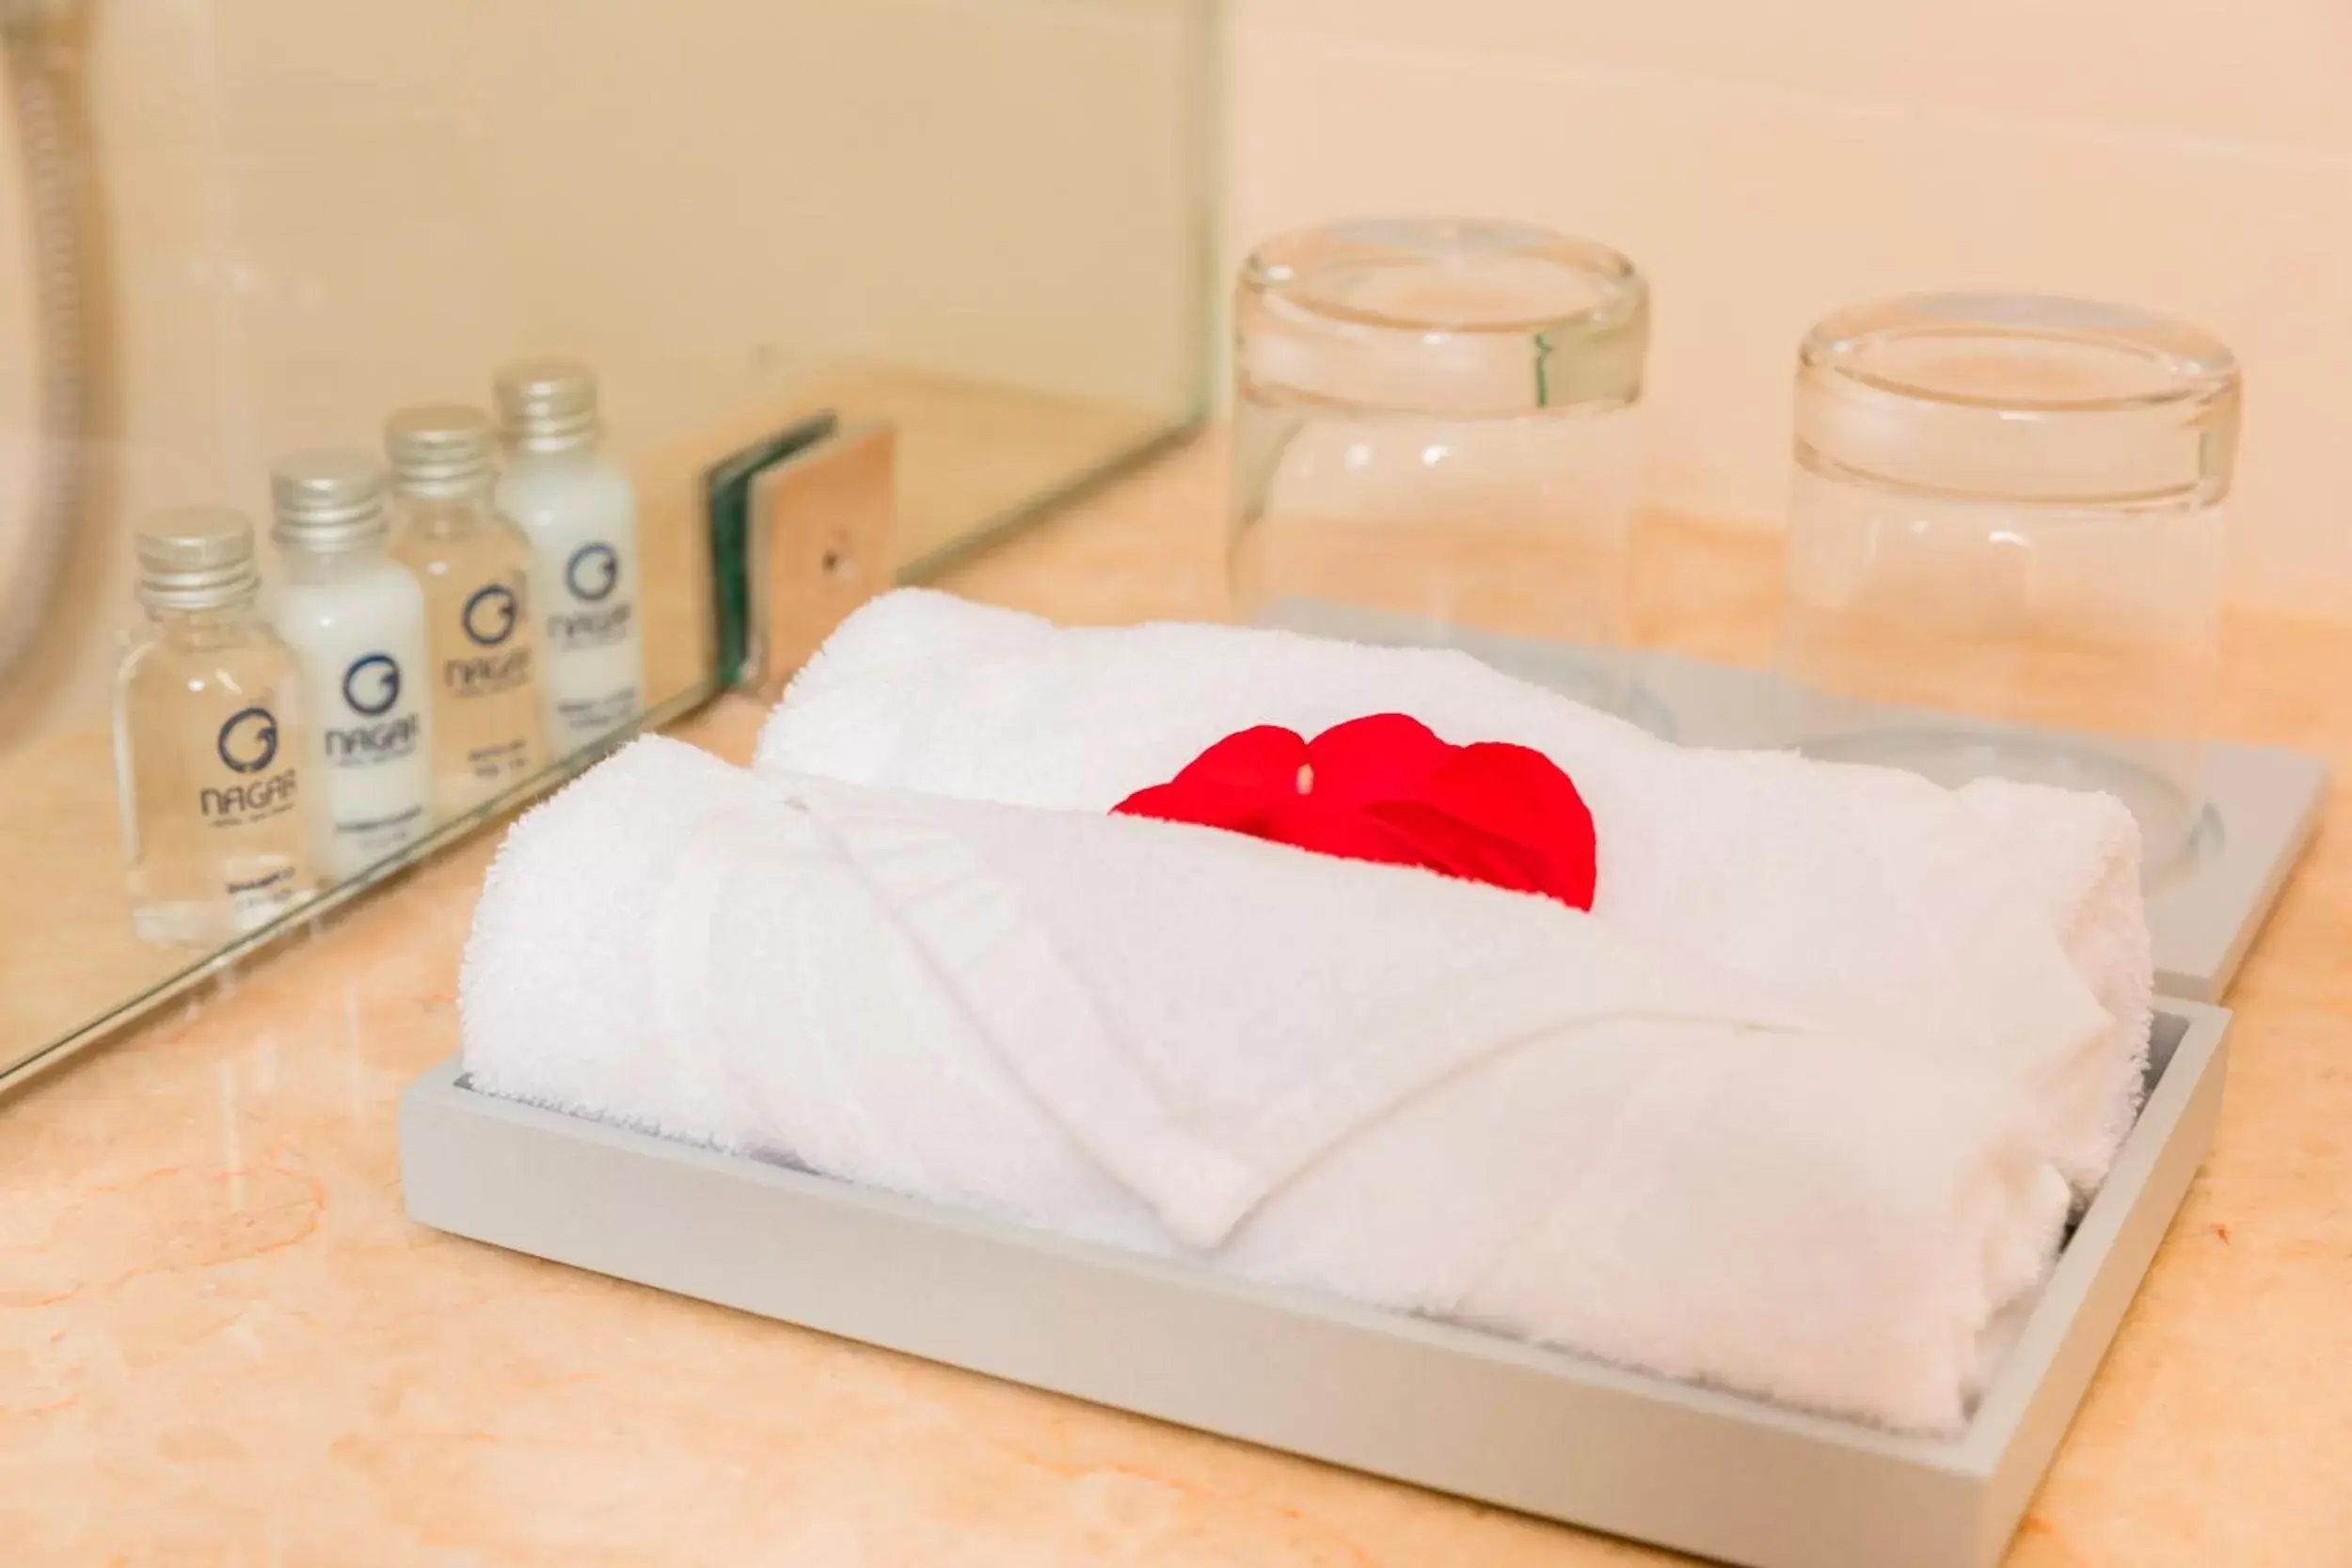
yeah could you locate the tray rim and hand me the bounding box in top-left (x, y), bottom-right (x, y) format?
top-left (399, 999), bottom-right (2231, 1568)
top-left (1252, 599), bottom-right (2328, 1004)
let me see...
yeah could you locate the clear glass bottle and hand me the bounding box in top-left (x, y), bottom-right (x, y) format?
top-left (268, 451), bottom-right (436, 881)
top-left (492, 359), bottom-right (644, 752)
top-left (113, 511), bottom-right (311, 945)
top-left (385, 404), bottom-right (546, 819)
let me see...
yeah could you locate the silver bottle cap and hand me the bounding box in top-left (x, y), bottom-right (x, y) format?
top-left (385, 404), bottom-right (497, 500)
top-left (270, 449), bottom-right (389, 552)
top-left (135, 508), bottom-right (261, 611)
top-left (493, 357), bottom-right (601, 454)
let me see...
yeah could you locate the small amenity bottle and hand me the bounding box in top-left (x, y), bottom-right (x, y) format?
top-left (385, 404), bottom-right (545, 818)
top-left (268, 450), bottom-right (434, 880)
top-left (113, 511), bottom-right (310, 944)
top-left (492, 359), bottom-right (644, 751)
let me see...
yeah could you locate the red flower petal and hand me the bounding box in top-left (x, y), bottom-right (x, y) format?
top-left (1298, 713), bottom-right (1454, 807)
top-left (1360, 800), bottom-right (1555, 896)
top-left (1275, 798), bottom-right (1445, 872)
top-left (1113, 724), bottom-right (1304, 832)
top-left (1157, 723), bottom-right (1305, 795)
top-left (1412, 742), bottom-right (1598, 910)
top-left (1110, 712), bottom-right (1598, 911)
top-left (1113, 777), bottom-right (1280, 836)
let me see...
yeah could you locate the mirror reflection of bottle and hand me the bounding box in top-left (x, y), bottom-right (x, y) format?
top-left (492, 359), bottom-right (644, 751)
top-left (385, 404), bottom-right (546, 818)
top-left (113, 511), bottom-right (311, 945)
top-left (267, 451), bottom-right (434, 881)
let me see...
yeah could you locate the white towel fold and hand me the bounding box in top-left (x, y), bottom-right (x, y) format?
top-left (755, 589), bottom-right (2153, 1192)
top-left (464, 736), bottom-right (2092, 1433)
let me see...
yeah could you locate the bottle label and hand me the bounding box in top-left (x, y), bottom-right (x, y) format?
top-left (318, 649), bottom-right (428, 867)
top-left (199, 705), bottom-right (302, 827)
top-left (226, 863), bottom-right (305, 926)
top-left (548, 541), bottom-right (635, 650)
top-left (534, 527), bottom-right (642, 748)
top-left (553, 686), bottom-right (642, 739)
top-left (337, 801), bottom-right (427, 848)
top-left (462, 736), bottom-right (533, 784)
top-left (325, 653), bottom-right (423, 768)
top-left (445, 581), bottom-right (535, 698)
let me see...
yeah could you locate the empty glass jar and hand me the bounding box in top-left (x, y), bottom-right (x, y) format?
top-left (1779, 293), bottom-right (2240, 878)
top-left (1230, 219), bottom-right (1650, 713)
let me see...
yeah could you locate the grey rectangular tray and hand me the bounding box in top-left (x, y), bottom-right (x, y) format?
top-left (1252, 601), bottom-right (2325, 1002)
top-left (401, 1002), bottom-right (2230, 1568)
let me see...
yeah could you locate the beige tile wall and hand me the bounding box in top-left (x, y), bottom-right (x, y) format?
top-left (1226, 0), bottom-right (2352, 611)
top-left (99, 0), bottom-right (1201, 488)
top-left (0, 0), bottom-right (1204, 742)
top-left (13, 0), bottom-right (2339, 747)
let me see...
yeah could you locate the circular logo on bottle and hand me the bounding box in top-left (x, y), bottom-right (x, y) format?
top-left (462, 582), bottom-right (520, 646)
top-left (217, 706), bottom-right (279, 774)
top-left (342, 653), bottom-right (402, 718)
top-left (565, 542), bottom-right (620, 604)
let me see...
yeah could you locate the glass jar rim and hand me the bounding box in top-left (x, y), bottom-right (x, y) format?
top-left (1795, 292), bottom-right (2240, 507)
top-left (1800, 293), bottom-right (2239, 416)
top-left (1243, 217), bottom-right (1645, 338)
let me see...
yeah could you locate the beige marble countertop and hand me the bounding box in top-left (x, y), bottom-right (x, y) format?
top-left (6, 436), bottom-right (2350, 1565)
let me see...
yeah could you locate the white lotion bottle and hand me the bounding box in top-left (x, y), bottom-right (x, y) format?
top-left (268, 450), bottom-right (434, 881)
top-left (492, 359), bottom-right (644, 751)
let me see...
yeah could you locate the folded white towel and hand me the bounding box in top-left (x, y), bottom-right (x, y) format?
top-left (755, 590), bottom-right (2153, 1193)
top-left (465, 736), bottom-right (2086, 1433)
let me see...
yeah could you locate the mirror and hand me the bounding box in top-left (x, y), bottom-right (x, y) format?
top-left (0, 0), bottom-right (1212, 1089)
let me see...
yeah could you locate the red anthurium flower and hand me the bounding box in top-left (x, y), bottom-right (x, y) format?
top-left (1112, 713), bottom-right (1597, 911)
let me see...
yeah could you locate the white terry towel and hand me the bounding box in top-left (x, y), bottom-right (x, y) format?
top-left (755, 590), bottom-right (2153, 1194)
top-left (465, 736), bottom-right (2090, 1433)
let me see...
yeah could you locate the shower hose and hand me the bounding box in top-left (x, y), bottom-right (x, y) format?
top-left (0, 0), bottom-right (92, 698)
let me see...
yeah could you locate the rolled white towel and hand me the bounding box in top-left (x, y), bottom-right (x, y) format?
top-left (464, 736), bottom-right (2089, 1433)
top-left (755, 590), bottom-right (2153, 1193)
